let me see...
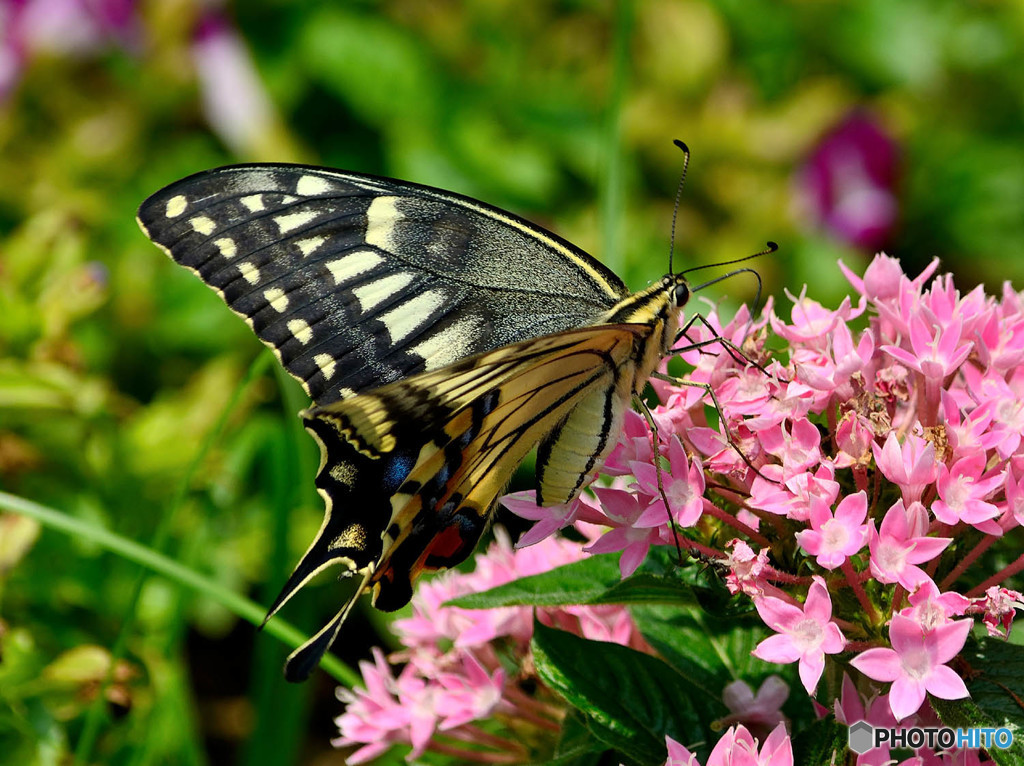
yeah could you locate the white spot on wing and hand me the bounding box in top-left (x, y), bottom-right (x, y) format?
top-left (275, 210), bottom-right (318, 234)
top-left (338, 387), bottom-right (357, 398)
top-left (264, 287), bottom-right (289, 312)
top-left (288, 318), bottom-right (313, 345)
top-left (313, 353), bottom-right (336, 380)
top-left (296, 235), bottom-right (327, 257)
top-left (326, 250), bottom-right (383, 285)
top-left (352, 272), bottom-right (414, 313)
top-left (297, 175), bottom-right (332, 196)
top-left (238, 262), bottom-right (261, 285)
top-left (410, 317), bottom-right (482, 370)
top-left (165, 195), bottom-right (187, 217)
top-left (364, 196), bottom-right (401, 252)
top-left (214, 237), bottom-right (237, 258)
top-left (377, 290), bottom-right (444, 343)
top-left (241, 194), bottom-right (265, 212)
top-left (191, 215), bottom-right (216, 235)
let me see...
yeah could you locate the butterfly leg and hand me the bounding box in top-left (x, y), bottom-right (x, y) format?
top-left (633, 395), bottom-right (686, 566)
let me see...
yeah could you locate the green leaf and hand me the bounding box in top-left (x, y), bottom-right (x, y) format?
top-left (446, 553), bottom-right (696, 609)
top-left (532, 622), bottom-right (705, 766)
top-left (631, 604), bottom-right (771, 701)
top-left (549, 708), bottom-right (608, 766)
top-left (592, 573), bottom-right (698, 606)
top-left (790, 717), bottom-right (847, 766)
top-left (931, 636), bottom-right (1024, 766)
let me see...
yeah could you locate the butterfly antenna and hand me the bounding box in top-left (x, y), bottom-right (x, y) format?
top-left (667, 139), bottom-right (691, 276)
top-left (681, 241), bottom-right (778, 281)
top-left (688, 242), bottom-right (776, 345)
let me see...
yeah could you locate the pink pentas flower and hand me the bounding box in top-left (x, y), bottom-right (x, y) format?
top-left (963, 367), bottom-right (1024, 459)
top-left (850, 614), bottom-right (971, 721)
top-left (901, 578), bottom-right (970, 632)
top-left (722, 539), bottom-right (770, 596)
top-left (744, 379), bottom-right (814, 428)
top-left (921, 275), bottom-right (989, 338)
top-left (752, 576), bottom-right (846, 695)
top-left (931, 455), bottom-right (1003, 530)
top-left (700, 723), bottom-right (793, 766)
top-left (756, 418), bottom-right (822, 480)
top-left (841, 252), bottom-right (904, 302)
top-left (333, 648), bottom-right (426, 763)
top-left (973, 302), bottom-right (1024, 374)
top-left (632, 435), bottom-right (706, 529)
top-left (872, 433), bottom-right (938, 504)
top-left (748, 463), bottom-right (840, 522)
top-left (940, 390), bottom-right (995, 463)
top-left (795, 491), bottom-right (869, 570)
top-left (867, 500), bottom-right (951, 589)
top-left (718, 676), bottom-right (789, 738)
top-left (881, 315), bottom-right (973, 384)
top-left (585, 487), bottom-right (665, 577)
top-left (665, 735), bottom-right (702, 766)
top-left (432, 652), bottom-right (505, 730)
top-left (688, 422), bottom-right (764, 478)
top-left (1004, 468), bottom-right (1024, 527)
top-left (501, 489), bottom-right (603, 548)
top-left (833, 674), bottom-right (899, 765)
top-left (967, 586), bottom-right (1024, 639)
top-left (770, 287), bottom-right (865, 349)
top-left (834, 411), bottom-right (876, 468)
top-left (603, 409), bottom-right (655, 475)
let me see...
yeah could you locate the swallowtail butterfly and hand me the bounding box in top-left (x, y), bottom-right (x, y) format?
top-left (138, 164), bottom-right (697, 681)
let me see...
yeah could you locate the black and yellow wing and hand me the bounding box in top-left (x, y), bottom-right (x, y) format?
top-left (136, 164), bottom-right (629, 404)
top-left (280, 323), bottom-right (651, 680)
top-left (137, 164), bottom-right (687, 681)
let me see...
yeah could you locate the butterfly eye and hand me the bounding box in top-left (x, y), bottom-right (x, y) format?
top-left (672, 282), bottom-right (690, 307)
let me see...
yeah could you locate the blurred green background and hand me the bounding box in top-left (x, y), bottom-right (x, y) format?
top-left (2, 1), bottom-right (1024, 764)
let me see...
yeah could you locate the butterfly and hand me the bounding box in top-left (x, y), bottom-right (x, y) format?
top-left (137, 163), bottom-right (696, 681)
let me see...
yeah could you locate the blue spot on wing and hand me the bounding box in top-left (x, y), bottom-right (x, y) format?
top-left (383, 449), bottom-right (417, 493)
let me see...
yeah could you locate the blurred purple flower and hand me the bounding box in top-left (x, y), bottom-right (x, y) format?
top-left (192, 13), bottom-right (275, 155)
top-left (0, 1), bottom-right (28, 100)
top-left (795, 112), bottom-right (900, 251)
top-left (1, 0), bottom-right (140, 99)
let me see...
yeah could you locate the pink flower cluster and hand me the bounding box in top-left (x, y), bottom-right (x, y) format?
top-left (333, 530), bottom-right (647, 763)
top-left (337, 254), bottom-right (1024, 764)
top-left (499, 254), bottom-right (1024, 760)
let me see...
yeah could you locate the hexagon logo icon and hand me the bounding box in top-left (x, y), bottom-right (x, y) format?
top-left (848, 721), bottom-right (874, 754)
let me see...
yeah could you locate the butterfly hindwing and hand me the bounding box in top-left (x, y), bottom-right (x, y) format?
top-left (137, 164), bottom-right (629, 404)
top-left (278, 324), bottom-right (653, 680)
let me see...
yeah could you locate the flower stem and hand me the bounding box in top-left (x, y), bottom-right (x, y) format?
top-left (940, 534), bottom-right (997, 590)
top-left (429, 739), bottom-right (524, 764)
top-left (842, 559), bottom-right (879, 625)
top-left (966, 552), bottom-right (1024, 598)
top-left (702, 500), bottom-right (770, 546)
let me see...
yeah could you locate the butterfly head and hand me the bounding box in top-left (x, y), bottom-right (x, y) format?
top-left (666, 273), bottom-right (690, 310)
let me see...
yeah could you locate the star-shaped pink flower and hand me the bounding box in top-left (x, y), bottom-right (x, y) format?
top-left (752, 576), bottom-right (846, 695)
top-left (850, 614), bottom-right (971, 721)
top-left (872, 433), bottom-right (938, 505)
top-left (867, 500), bottom-right (951, 589)
top-left (795, 491), bottom-right (869, 570)
top-left (632, 434), bottom-right (706, 528)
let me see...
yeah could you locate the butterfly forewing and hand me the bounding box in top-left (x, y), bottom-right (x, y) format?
top-left (137, 164), bottom-right (628, 404)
